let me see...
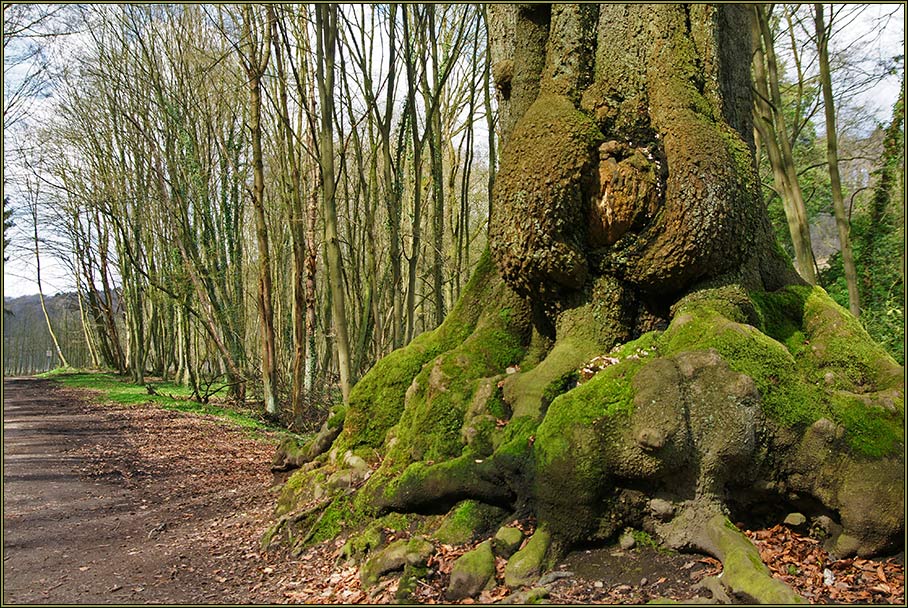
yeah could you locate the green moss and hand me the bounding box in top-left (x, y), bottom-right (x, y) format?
top-left (341, 525), bottom-right (383, 560)
top-left (433, 500), bottom-right (507, 545)
top-left (273, 436), bottom-right (311, 467)
top-left (532, 354), bottom-right (648, 540)
top-left (486, 387), bottom-right (509, 421)
top-left (630, 529), bottom-right (660, 550)
top-left (326, 405), bottom-right (347, 429)
top-left (305, 494), bottom-right (365, 546)
top-left (830, 394), bottom-right (903, 458)
top-left (341, 512), bottom-right (413, 561)
top-left (276, 468), bottom-right (328, 517)
top-left (675, 285), bottom-right (760, 327)
top-left (750, 285), bottom-right (814, 359)
top-left (387, 281), bottom-right (530, 465)
top-left (801, 287), bottom-right (902, 390)
top-left (377, 512), bottom-right (411, 532)
top-left (662, 287), bottom-right (903, 458)
top-left (447, 540), bottom-right (496, 600)
top-left (504, 525), bottom-right (552, 588)
top-left (340, 251), bottom-right (503, 453)
top-left (752, 285), bottom-right (902, 390)
top-left (661, 302), bottom-right (823, 429)
top-left (360, 536), bottom-right (435, 588)
top-left (340, 333), bottom-right (451, 451)
top-left (397, 563), bottom-right (430, 602)
top-left (541, 371), bottom-right (579, 412)
top-left (611, 331), bottom-right (660, 359)
top-left (493, 526), bottom-right (525, 557)
top-left (505, 338), bottom-right (599, 419)
top-left (461, 415), bottom-right (498, 459)
top-left (704, 514), bottom-right (807, 603)
top-left (492, 415), bottom-right (538, 462)
top-left (519, 328), bottom-right (554, 372)
top-left (536, 358), bottom-right (642, 470)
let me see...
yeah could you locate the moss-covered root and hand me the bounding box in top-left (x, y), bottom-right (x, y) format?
top-left (504, 526), bottom-right (552, 588)
top-left (272, 406), bottom-right (346, 471)
top-left (691, 513), bottom-right (806, 604)
top-left (376, 456), bottom-right (513, 514)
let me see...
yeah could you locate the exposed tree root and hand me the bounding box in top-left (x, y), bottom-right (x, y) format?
top-left (663, 508), bottom-right (807, 604)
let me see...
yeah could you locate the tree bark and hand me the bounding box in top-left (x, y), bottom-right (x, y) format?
top-left (315, 3), bottom-right (353, 404)
top-left (752, 5), bottom-right (818, 284)
top-left (241, 5), bottom-right (278, 415)
top-left (271, 7), bottom-right (309, 419)
top-left (30, 193), bottom-right (69, 369)
top-left (814, 3), bottom-right (860, 316)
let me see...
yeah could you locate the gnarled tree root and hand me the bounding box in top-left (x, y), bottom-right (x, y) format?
top-left (692, 513), bottom-right (806, 604)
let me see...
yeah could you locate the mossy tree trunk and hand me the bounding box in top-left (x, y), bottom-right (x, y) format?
top-left (272, 5), bottom-right (903, 603)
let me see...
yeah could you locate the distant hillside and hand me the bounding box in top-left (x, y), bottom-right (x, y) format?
top-left (3, 291), bottom-right (92, 375)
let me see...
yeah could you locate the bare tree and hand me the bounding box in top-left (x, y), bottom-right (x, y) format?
top-left (814, 3), bottom-right (860, 316)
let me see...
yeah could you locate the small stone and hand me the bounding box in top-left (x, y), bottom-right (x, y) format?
top-left (811, 515), bottom-right (840, 539)
top-left (640, 577), bottom-right (648, 586)
top-left (493, 526), bottom-right (524, 558)
top-left (823, 568), bottom-right (835, 586)
top-left (360, 537), bottom-right (434, 587)
top-left (829, 533), bottom-right (862, 559)
top-left (783, 512), bottom-right (807, 528)
top-left (619, 532), bottom-right (636, 550)
top-left (648, 498), bottom-right (675, 521)
top-left (446, 541), bottom-right (495, 601)
top-left (811, 418), bottom-right (837, 438)
top-left (593, 581), bottom-right (604, 589)
top-left (635, 427), bottom-right (665, 450)
top-left (343, 451), bottom-right (369, 472)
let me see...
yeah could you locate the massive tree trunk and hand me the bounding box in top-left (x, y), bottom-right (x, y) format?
top-left (270, 5), bottom-right (903, 603)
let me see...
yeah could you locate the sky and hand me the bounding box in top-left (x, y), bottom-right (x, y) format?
top-left (3, 3), bottom-right (906, 300)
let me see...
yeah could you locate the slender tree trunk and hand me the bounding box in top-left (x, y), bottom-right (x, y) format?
top-left (31, 202), bottom-right (69, 369)
top-left (96, 212), bottom-right (126, 371)
top-left (422, 6), bottom-right (446, 328)
top-left (315, 3), bottom-right (353, 403)
top-left (403, 6), bottom-right (426, 343)
top-left (381, 5), bottom-right (403, 348)
top-left (242, 6), bottom-right (278, 415)
top-left (483, 7), bottom-right (497, 228)
top-left (73, 262), bottom-right (101, 368)
top-left (814, 3), bottom-right (860, 316)
top-left (271, 7), bottom-right (309, 418)
top-left (753, 5), bottom-right (817, 285)
top-left (284, 10), bottom-right (320, 398)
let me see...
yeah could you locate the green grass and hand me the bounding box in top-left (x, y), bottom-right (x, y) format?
top-left (40, 368), bottom-right (300, 441)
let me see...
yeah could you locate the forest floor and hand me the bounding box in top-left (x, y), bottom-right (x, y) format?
top-left (2, 376), bottom-right (904, 605)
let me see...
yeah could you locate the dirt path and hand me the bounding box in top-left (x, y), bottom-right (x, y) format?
top-left (2, 377), bottom-right (302, 604)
